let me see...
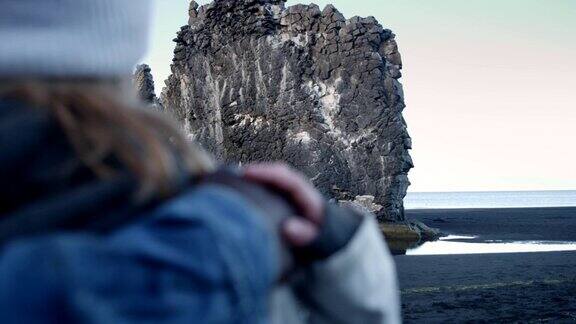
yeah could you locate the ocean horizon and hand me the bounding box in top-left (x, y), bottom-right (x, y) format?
top-left (404, 190), bottom-right (576, 210)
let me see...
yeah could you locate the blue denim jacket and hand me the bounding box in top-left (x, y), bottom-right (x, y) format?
top-left (0, 185), bottom-right (279, 323)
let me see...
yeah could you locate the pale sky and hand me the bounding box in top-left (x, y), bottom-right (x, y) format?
top-left (144, 0), bottom-right (576, 193)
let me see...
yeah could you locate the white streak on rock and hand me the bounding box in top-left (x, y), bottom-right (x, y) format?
top-left (293, 130), bottom-right (312, 144)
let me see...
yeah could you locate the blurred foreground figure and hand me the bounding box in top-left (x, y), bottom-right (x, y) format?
top-left (0, 0), bottom-right (399, 323)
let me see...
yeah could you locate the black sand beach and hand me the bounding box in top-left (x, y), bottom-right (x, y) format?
top-left (397, 207), bottom-right (576, 323)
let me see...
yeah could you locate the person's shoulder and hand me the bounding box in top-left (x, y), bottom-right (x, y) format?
top-left (0, 185), bottom-right (279, 322)
top-left (0, 184), bottom-right (272, 286)
top-left (148, 183), bottom-right (274, 235)
top-left (139, 184), bottom-right (280, 272)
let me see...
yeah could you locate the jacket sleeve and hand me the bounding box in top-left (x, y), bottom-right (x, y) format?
top-left (296, 215), bottom-right (401, 324)
top-left (0, 185), bottom-right (280, 324)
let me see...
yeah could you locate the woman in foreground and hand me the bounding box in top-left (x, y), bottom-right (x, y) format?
top-left (0, 0), bottom-right (400, 323)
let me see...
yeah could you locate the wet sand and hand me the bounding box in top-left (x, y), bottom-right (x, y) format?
top-left (396, 207), bottom-right (576, 323)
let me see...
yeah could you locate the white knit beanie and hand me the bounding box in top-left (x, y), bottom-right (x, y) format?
top-left (0, 0), bottom-right (152, 78)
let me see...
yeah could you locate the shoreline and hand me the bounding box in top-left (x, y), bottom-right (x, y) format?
top-left (405, 206), bottom-right (576, 242)
top-left (397, 206), bottom-right (576, 322)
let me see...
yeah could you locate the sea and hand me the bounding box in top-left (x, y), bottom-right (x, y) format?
top-left (405, 190), bottom-right (576, 255)
top-left (404, 190), bottom-right (576, 210)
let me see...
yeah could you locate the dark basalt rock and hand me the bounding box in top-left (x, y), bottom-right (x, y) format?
top-left (134, 64), bottom-right (162, 110)
top-left (161, 0), bottom-right (413, 221)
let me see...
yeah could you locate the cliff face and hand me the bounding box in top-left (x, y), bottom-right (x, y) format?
top-left (161, 0), bottom-right (413, 221)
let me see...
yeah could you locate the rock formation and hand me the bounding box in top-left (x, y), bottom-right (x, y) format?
top-left (134, 64), bottom-right (161, 109)
top-left (161, 0), bottom-right (413, 221)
